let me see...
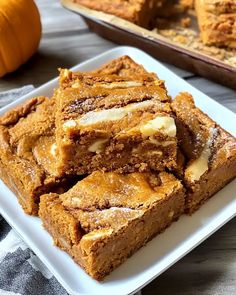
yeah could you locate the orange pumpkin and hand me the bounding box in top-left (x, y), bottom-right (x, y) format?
top-left (0, 0), bottom-right (41, 77)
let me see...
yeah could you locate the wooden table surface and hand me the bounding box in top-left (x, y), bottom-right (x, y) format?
top-left (0, 1), bottom-right (235, 294)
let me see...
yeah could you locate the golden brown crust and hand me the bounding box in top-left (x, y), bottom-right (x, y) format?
top-left (1, 56), bottom-right (160, 214)
top-left (0, 96), bottom-right (46, 126)
top-left (55, 57), bottom-right (174, 176)
top-left (59, 55), bottom-right (165, 90)
top-left (0, 56), bottom-right (169, 214)
top-left (203, 0), bottom-right (236, 14)
top-left (195, 0), bottom-right (236, 48)
top-left (55, 56), bottom-right (173, 175)
top-left (92, 55), bottom-right (160, 78)
top-left (185, 154), bottom-right (236, 214)
top-left (0, 97), bottom-right (75, 215)
top-left (172, 92), bottom-right (236, 213)
top-left (55, 81), bottom-right (176, 175)
top-left (39, 171), bottom-right (185, 280)
top-left (73, 0), bottom-right (165, 28)
top-left (39, 193), bottom-right (82, 249)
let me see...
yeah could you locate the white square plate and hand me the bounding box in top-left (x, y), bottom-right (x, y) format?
top-left (0, 46), bottom-right (235, 295)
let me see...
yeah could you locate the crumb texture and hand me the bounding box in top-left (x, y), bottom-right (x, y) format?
top-left (39, 171), bottom-right (185, 280)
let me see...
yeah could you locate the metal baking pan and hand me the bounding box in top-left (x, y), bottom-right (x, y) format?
top-left (62, 0), bottom-right (236, 90)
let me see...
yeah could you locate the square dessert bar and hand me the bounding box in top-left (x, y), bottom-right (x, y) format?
top-left (74, 0), bottom-right (165, 28)
top-left (195, 0), bottom-right (236, 48)
top-left (0, 56), bottom-right (164, 215)
top-left (59, 55), bottom-right (164, 90)
top-left (55, 81), bottom-right (177, 175)
top-left (39, 171), bottom-right (185, 280)
top-left (172, 92), bottom-right (236, 214)
top-left (0, 97), bottom-right (77, 215)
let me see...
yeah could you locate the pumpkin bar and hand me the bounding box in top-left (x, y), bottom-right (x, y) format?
top-left (74, 0), bottom-right (165, 28)
top-left (0, 56), bottom-right (161, 214)
top-left (39, 171), bottom-right (185, 280)
top-left (59, 55), bottom-right (162, 90)
top-left (195, 0), bottom-right (236, 48)
top-left (0, 97), bottom-right (77, 215)
top-left (55, 79), bottom-right (177, 175)
top-left (172, 92), bottom-right (236, 214)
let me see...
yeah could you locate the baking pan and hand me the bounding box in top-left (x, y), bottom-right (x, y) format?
top-left (61, 0), bottom-right (236, 90)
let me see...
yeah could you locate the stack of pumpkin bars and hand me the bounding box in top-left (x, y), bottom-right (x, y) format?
top-left (0, 56), bottom-right (236, 280)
